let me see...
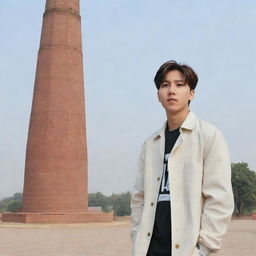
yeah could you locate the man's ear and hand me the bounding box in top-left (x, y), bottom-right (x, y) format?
top-left (189, 90), bottom-right (195, 101)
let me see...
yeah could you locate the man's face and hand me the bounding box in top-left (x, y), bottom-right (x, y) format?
top-left (157, 70), bottom-right (195, 114)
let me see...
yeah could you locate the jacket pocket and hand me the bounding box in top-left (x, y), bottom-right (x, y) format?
top-left (192, 246), bottom-right (200, 256)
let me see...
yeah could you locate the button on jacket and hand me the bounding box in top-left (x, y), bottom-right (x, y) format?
top-left (130, 111), bottom-right (234, 256)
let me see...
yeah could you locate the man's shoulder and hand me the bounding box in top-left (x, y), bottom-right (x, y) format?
top-left (195, 114), bottom-right (223, 142)
top-left (196, 116), bottom-right (218, 133)
top-left (141, 112), bottom-right (224, 145)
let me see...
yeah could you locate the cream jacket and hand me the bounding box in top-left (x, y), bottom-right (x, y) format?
top-left (130, 111), bottom-right (234, 256)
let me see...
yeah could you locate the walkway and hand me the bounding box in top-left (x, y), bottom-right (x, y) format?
top-left (0, 220), bottom-right (255, 255)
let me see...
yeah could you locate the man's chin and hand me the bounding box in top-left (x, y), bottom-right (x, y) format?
top-left (165, 106), bottom-right (189, 116)
top-left (165, 107), bottom-right (180, 114)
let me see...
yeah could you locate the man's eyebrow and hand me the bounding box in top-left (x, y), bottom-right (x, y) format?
top-left (174, 79), bottom-right (185, 83)
top-left (162, 79), bottom-right (185, 83)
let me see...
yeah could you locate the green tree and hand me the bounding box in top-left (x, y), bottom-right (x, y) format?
top-left (88, 192), bottom-right (111, 212)
top-left (0, 197), bottom-right (12, 212)
top-left (7, 201), bottom-right (22, 212)
top-left (0, 192), bottom-right (23, 212)
top-left (112, 192), bottom-right (131, 216)
top-left (13, 192), bottom-right (22, 201)
top-left (231, 162), bottom-right (256, 215)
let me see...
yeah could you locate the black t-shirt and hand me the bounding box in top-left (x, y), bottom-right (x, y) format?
top-left (147, 127), bottom-right (180, 256)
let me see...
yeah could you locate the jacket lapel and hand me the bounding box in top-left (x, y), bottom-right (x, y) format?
top-left (151, 122), bottom-right (166, 182)
top-left (163, 111), bottom-right (197, 156)
top-left (170, 134), bottom-right (183, 155)
top-left (151, 111), bottom-right (197, 180)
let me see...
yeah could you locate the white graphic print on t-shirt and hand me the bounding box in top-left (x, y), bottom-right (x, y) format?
top-left (158, 153), bottom-right (170, 202)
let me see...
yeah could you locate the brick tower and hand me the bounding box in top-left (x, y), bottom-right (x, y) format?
top-left (2, 0), bottom-right (113, 223)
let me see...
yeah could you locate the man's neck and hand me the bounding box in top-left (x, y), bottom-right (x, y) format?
top-left (166, 109), bottom-right (190, 131)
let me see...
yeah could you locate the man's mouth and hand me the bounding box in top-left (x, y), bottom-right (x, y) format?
top-left (167, 98), bottom-right (177, 102)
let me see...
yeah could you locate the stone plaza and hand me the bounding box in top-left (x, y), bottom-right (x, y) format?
top-left (0, 219), bottom-right (255, 256)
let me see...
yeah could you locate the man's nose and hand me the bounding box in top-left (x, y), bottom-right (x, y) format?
top-left (168, 85), bottom-right (175, 94)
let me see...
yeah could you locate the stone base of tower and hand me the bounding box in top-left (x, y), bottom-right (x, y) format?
top-left (2, 211), bottom-right (114, 223)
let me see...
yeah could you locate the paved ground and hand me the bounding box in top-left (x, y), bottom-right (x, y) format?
top-left (0, 220), bottom-right (255, 256)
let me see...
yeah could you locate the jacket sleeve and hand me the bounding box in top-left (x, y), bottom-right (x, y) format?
top-left (130, 141), bottom-right (146, 242)
top-left (199, 128), bottom-right (234, 253)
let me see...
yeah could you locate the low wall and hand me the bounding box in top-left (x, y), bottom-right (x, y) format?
top-left (2, 211), bottom-right (114, 223)
top-left (114, 216), bottom-right (131, 221)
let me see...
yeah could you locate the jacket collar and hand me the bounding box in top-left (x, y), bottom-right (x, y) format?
top-left (153, 111), bottom-right (197, 140)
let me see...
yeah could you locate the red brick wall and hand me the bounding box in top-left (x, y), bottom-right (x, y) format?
top-left (2, 212), bottom-right (114, 223)
top-left (22, 0), bottom-right (89, 215)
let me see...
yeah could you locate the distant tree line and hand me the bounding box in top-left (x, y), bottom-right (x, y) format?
top-left (1, 162), bottom-right (255, 216)
top-left (0, 192), bottom-right (23, 213)
top-left (0, 191), bottom-right (132, 217)
top-left (231, 162), bottom-right (256, 215)
top-left (89, 191), bottom-right (131, 216)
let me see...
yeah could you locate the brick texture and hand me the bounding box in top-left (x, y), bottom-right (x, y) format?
top-left (2, 212), bottom-right (114, 223)
top-left (3, 0), bottom-right (113, 223)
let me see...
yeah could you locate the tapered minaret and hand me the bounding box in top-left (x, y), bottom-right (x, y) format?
top-left (3, 0), bottom-right (113, 223)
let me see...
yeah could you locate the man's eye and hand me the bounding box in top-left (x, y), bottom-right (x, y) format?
top-left (177, 83), bottom-right (184, 86)
top-left (161, 83), bottom-right (168, 87)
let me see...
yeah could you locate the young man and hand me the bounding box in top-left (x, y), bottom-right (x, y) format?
top-left (130, 61), bottom-right (234, 256)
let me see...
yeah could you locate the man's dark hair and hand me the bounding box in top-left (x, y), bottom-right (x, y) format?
top-left (154, 60), bottom-right (198, 90)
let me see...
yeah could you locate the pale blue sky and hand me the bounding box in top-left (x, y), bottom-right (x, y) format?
top-left (0, 0), bottom-right (256, 199)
